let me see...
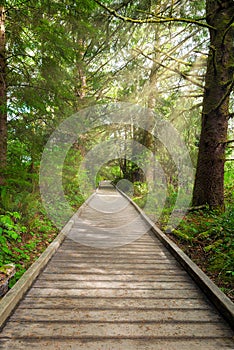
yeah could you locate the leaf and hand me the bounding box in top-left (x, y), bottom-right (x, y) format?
top-left (0, 215), bottom-right (14, 228)
top-left (2, 246), bottom-right (12, 255)
top-left (226, 271), bottom-right (234, 276)
top-left (12, 212), bottom-right (21, 219)
top-left (6, 230), bottom-right (20, 240)
top-left (198, 230), bottom-right (210, 239)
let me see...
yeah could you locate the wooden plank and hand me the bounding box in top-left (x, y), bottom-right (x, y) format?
top-left (61, 241), bottom-right (166, 248)
top-left (36, 273), bottom-right (189, 282)
top-left (58, 246), bottom-right (168, 251)
top-left (27, 288), bottom-right (202, 298)
top-left (41, 269), bottom-right (182, 276)
top-left (44, 264), bottom-right (185, 276)
top-left (47, 254), bottom-right (177, 262)
top-left (9, 308), bottom-right (224, 323)
top-left (1, 338), bottom-right (233, 350)
top-left (54, 251), bottom-right (172, 256)
top-left (17, 297), bottom-right (211, 310)
top-left (52, 248), bottom-right (177, 256)
top-left (43, 263), bottom-right (179, 269)
top-left (1, 322), bottom-right (232, 339)
top-left (51, 256), bottom-right (173, 262)
top-left (32, 280), bottom-right (195, 290)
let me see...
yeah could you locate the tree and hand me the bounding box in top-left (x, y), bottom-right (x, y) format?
top-left (0, 0), bottom-right (97, 188)
top-left (0, 6), bottom-right (6, 185)
top-left (192, 0), bottom-right (234, 210)
top-left (94, 0), bottom-right (234, 210)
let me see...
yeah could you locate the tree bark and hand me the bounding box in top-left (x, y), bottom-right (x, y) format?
top-left (192, 0), bottom-right (234, 210)
top-left (0, 6), bottom-right (7, 185)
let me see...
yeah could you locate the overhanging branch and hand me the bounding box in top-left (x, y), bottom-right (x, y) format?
top-left (94, 0), bottom-right (216, 31)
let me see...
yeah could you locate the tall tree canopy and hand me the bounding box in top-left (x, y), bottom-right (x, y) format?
top-left (93, 0), bottom-right (234, 210)
top-left (0, 0), bottom-right (233, 211)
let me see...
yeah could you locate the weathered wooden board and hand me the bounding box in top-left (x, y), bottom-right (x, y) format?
top-left (32, 280), bottom-right (196, 290)
top-left (36, 273), bottom-right (189, 281)
top-left (1, 321), bottom-right (232, 338)
top-left (26, 287), bottom-right (200, 298)
top-left (18, 296), bottom-right (211, 310)
top-left (10, 308), bottom-right (224, 323)
top-left (0, 338), bottom-right (233, 350)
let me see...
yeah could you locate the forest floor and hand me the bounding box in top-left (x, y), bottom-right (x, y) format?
top-left (167, 230), bottom-right (234, 302)
top-left (0, 210), bottom-right (59, 290)
top-left (159, 209), bottom-right (234, 302)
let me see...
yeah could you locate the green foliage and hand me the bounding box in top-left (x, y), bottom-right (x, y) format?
top-left (131, 182), bottom-right (148, 208)
top-left (0, 200), bottom-right (60, 287)
top-left (0, 211), bottom-right (27, 264)
top-left (8, 267), bottom-right (26, 288)
top-left (63, 147), bottom-right (89, 207)
top-left (133, 181), bottom-right (148, 196)
top-left (224, 161), bottom-right (234, 203)
top-left (0, 181), bottom-right (60, 288)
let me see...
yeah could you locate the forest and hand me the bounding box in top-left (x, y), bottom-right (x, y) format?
top-left (0, 0), bottom-right (233, 301)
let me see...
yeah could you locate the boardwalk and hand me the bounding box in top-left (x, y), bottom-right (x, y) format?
top-left (0, 184), bottom-right (233, 349)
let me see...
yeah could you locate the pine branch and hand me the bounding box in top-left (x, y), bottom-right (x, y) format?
top-left (134, 48), bottom-right (205, 89)
top-left (94, 0), bottom-right (216, 30)
top-left (154, 48), bottom-right (193, 67)
top-left (224, 140), bottom-right (234, 145)
top-left (4, 0), bottom-right (32, 14)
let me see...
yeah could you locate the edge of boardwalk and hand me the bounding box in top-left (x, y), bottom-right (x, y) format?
top-left (0, 218), bottom-right (73, 329)
top-left (0, 192), bottom-right (97, 330)
top-left (117, 187), bottom-right (234, 330)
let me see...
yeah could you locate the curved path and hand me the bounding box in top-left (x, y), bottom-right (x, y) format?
top-left (0, 184), bottom-right (233, 349)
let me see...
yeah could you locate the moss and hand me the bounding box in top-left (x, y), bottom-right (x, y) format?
top-left (0, 263), bottom-right (15, 276)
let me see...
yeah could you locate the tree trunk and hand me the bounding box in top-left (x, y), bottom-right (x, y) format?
top-left (74, 39), bottom-right (87, 110)
top-left (0, 6), bottom-right (7, 185)
top-left (192, 0), bottom-right (234, 210)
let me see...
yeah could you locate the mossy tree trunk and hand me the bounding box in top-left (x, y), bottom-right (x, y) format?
top-left (0, 6), bottom-right (6, 186)
top-left (192, 0), bottom-right (234, 210)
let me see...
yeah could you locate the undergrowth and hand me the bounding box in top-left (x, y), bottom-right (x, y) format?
top-left (0, 180), bottom-right (84, 290)
top-left (0, 191), bottom-right (59, 288)
top-left (166, 164), bottom-right (234, 301)
top-left (169, 207), bottom-right (234, 301)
